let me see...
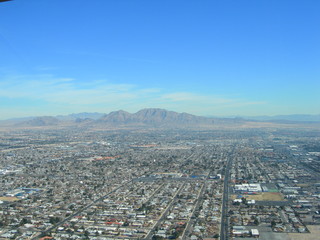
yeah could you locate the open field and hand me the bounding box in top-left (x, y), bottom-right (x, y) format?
top-left (288, 225), bottom-right (320, 240)
top-left (232, 192), bottom-right (285, 201)
top-left (0, 197), bottom-right (20, 202)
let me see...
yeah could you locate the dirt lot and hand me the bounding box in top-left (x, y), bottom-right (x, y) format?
top-left (232, 192), bottom-right (285, 201)
top-left (0, 196), bottom-right (20, 202)
top-left (288, 225), bottom-right (320, 240)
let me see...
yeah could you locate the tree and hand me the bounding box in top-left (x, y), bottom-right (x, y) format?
top-left (19, 218), bottom-right (29, 226)
top-left (84, 230), bottom-right (90, 238)
top-left (152, 236), bottom-right (164, 240)
top-left (122, 221), bottom-right (129, 226)
top-left (49, 216), bottom-right (60, 225)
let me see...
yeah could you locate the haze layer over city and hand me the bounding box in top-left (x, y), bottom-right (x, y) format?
top-left (0, 1), bottom-right (320, 240)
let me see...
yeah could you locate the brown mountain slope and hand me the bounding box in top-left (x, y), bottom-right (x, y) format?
top-left (96, 108), bottom-right (214, 127)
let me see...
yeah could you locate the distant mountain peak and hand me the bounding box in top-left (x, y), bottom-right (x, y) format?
top-left (99, 110), bottom-right (132, 123)
top-left (96, 108), bottom-right (214, 127)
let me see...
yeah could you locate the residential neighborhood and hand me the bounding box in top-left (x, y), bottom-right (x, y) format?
top-left (0, 127), bottom-right (319, 240)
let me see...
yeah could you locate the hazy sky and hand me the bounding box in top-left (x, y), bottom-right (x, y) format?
top-left (0, 0), bottom-right (319, 119)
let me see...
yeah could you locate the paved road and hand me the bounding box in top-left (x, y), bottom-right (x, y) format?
top-left (220, 152), bottom-right (233, 240)
top-left (31, 178), bottom-right (137, 239)
top-left (144, 183), bottom-right (185, 240)
top-left (181, 180), bottom-right (207, 240)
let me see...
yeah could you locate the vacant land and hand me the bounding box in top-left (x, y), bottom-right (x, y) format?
top-left (232, 192), bottom-right (285, 201)
top-left (0, 197), bottom-right (20, 202)
top-left (288, 225), bottom-right (320, 240)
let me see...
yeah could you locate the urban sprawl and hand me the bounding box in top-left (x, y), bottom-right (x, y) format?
top-left (0, 128), bottom-right (320, 240)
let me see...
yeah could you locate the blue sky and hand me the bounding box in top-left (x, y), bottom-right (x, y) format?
top-left (0, 0), bottom-right (319, 119)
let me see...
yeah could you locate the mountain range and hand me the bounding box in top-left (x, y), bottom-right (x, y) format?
top-left (97, 109), bottom-right (214, 126)
top-left (0, 108), bottom-right (319, 129)
top-left (0, 109), bottom-right (215, 128)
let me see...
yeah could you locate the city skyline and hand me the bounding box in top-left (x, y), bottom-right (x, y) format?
top-left (0, 0), bottom-right (319, 120)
